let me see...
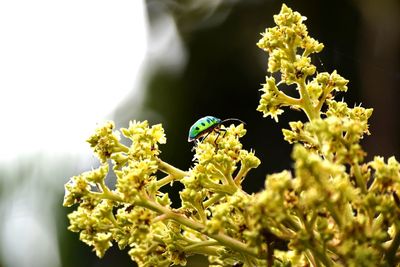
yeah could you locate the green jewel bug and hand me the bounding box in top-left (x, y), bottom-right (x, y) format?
top-left (188, 116), bottom-right (245, 143)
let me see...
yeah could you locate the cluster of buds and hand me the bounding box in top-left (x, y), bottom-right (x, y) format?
top-left (64, 120), bottom-right (263, 266)
top-left (253, 4), bottom-right (400, 266)
top-left (64, 4), bottom-right (400, 266)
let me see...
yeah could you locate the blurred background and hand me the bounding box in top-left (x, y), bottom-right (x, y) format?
top-left (0, 0), bottom-right (399, 266)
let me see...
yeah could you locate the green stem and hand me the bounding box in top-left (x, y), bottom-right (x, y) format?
top-left (153, 214), bottom-right (169, 223)
top-left (305, 250), bottom-right (319, 267)
top-left (155, 174), bottom-right (174, 188)
top-left (278, 91), bottom-right (302, 107)
top-left (193, 202), bottom-right (207, 223)
top-left (157, 159), bottom-right (188, 180)
top-left (234, 165), bottom-right (250, 185)
top-left (171, 238), bottom-right (220, 256)
top-left (225, 171), bottom-right (240, 192)
top-left (183, 240), bottom-right (219, 253)
top-left (141, 200), bottom-right (260, 259)
top-left (117, 143), bottom-right (130, 153)
top-left (352, 162), bottom-right (367, 194)
top-left (202, 180), bottom-right (237, 195)
top-left (273, 79), bottom-right (302, 107)
top-left (386, 224), bottom-right (400, 265)
top-left (185, 246), bottom-right (219, 256)
top-left (104, 208), bottom-right (119, 227)
top-left (211, 162), bottom-right (241, 192)
top-left (296, 209), bottom-right (333, 267)
top-left (282, 216), bottom-right (301, 232)
top-left (315, 85), bottom-right (333, 114)
top-left (298, 79), bottom-right (318, 121)
top-left (98, 180), bottom-right (111, 194)
top-left (204, 193), bottom-right (225, 208)
top-left (92, 190), bottom-right (125, 203)
top-left (309, 246), bottom-right (332, 267)
top-left (243, 254), bottom-right (257, 267)
top-left (285, 46), bottom-right (297, 62)
top-left (326, 202), bottom-right (343, 229)
top-left (299, 134), bottom-right (319, 148)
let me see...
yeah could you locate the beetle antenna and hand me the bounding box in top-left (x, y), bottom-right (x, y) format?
top-left (220, 118), bottom-right (246, 125)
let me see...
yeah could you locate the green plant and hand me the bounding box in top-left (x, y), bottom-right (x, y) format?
top-left (63, 4), bottom-right (400, 266)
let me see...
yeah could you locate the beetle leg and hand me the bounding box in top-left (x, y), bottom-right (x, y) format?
top-left (200, 131), bottom-right (212, 143)
top-left (214, 128), bottom-right (227, 146)
top-left (214, 131), bottom-right (220, 146)
top-left (222, 128), bottom-right (227, 139)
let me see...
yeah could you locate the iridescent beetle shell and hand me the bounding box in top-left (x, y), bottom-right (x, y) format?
top-left (188, 116), bottom-right (222, 142)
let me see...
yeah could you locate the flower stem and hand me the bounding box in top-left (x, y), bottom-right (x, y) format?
top-left (386, 224), bottom-right (400, 265)
top-left (352, 162), bottom-right (367, 194)
top-left (298, 79), bottom-right (318, 121)
top-left (155, 174), bottom-right (174, 188)
top-left (183, 240), bottom-right (219, 252)
top-left (315, 85), bottom-right (332, 114)
top-left (204, 193), bottom-right (225, 208)
top-left (141, 199), bottom-right (260, 259)
top-left (92, 190), bottom-right (125, 203)
top-left (234, 165), bottom-right (249, 185)
top-left (157, 159), bottom-right (188, 180)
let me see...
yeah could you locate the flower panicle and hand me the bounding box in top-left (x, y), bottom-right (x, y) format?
top-left (63, 4), bottom-right (400, 267)
top-left (64, 119), bottom-right (260, 265)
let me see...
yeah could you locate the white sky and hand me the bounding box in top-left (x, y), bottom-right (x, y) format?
top-left (0, 1), bottom-right (149, 267)
top-left (0, 0), bottom-right (148, 160)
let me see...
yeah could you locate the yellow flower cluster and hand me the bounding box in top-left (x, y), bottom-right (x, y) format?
top-left (64, 119), bottom-right (262, 265)
top-left (64, 4), bottom-right (400, 266)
